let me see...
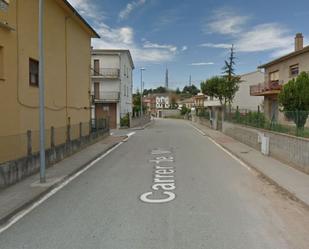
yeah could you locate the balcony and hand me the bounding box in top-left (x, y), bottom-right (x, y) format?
top-left (250, 80), bottom-right (283, 96)
top-left (91, 68), bottom-right (120, 79)
top-left (93, 91), bottom-right (120, 103)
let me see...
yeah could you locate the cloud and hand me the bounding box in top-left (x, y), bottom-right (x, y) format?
top-left (190, 62), bottom-right (215, 66)
top-left (68, 0), bottom-right (176, 63)
top-left (235, 23), bottom-right (293, 52)
top-left (119, 0), bottom-right (147, 20)
top-left (200, 43), bottom-right (232, 49)
top-left (143, 41), bottom-right (178, 52)
top-left (203, 9), bottom-right (296, 57)
top-left (67, 0), bottom-right (105, 21)
top-left (206, 8), bottom-right (250, 35)
top-left (91, 27), bottom-right (177, 63)
top-left (181, 46), bottom-right (188, 51)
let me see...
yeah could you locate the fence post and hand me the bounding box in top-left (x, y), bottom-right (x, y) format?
top-left (89, 119), bottom-right (92, 135)
top-left (27, 130), bottom-right (32, 156)
top-left (79, 122), bottom-right (82, 139)
top-left (96, 119), bottom-right (98, 133)
top-left (51, 126), bottom-right (55, 149)
top-left (66, 124), bottom-right (71, 143)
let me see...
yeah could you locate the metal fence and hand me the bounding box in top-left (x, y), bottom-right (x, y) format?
top-left (0, 119), bottom-right (109, 164)
top-left (224, 109), bottom-right (309, 138)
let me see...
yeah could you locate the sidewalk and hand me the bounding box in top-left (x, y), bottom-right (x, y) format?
top-left (191, 122), bottom-right (309, 208)
top-left (0, 135), bottom-right (125, 226)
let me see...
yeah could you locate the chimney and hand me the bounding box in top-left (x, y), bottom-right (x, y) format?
top-left (295, 33), bottom-right (304, 51)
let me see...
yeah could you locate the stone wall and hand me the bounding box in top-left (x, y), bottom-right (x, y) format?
top-left (130, 115), bottom-right (151, 128)
top-left (222, 122), bottom-right (309, 174)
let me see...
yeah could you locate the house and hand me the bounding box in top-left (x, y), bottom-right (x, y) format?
top-left (177, 97), bottom-right (194, 110)
top-left (232, 70), bottom-right (264, 111)
top-left (0, 0), bottom-right (99, 163)
top-left (156, 94), bottom-right (171, 109)
top-left (250, 33), bottom-right (309, 123)
top-left (91, 49), bottom-right (135, 129)
top-left (193, 93), bottom-right (207, 109)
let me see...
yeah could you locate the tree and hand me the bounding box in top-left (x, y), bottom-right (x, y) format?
top-left (176, 87), bottom-right (181, 95)
top-left (200, 76), bottom-right (229, 105)
top-left (222, 44), bottom-right (241, 106)
top-left (182, 84), bottom-right (199, 96)
top-left (278, 72), bottom-right (309, 132)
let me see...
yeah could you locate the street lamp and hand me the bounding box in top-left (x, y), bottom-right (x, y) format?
top-left (140, 68), bottom-right (145, 117)
top-left (39, 0), bottom-right (46, 183)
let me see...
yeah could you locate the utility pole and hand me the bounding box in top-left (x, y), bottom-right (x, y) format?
top-left (39, 0), bottom-right (46, 183)
top-left (189, 75), bottom-right (192, 86)
top-left (165, 67), bottom-right (169, 89)
top-left (140, 68), bottom-right (145, 117)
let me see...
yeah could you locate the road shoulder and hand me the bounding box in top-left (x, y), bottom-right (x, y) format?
top-left (190, 122), bottom-right (309, 208)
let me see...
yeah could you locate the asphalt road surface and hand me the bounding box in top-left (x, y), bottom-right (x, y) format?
top-left (1, 119), bottom-right (309, 249)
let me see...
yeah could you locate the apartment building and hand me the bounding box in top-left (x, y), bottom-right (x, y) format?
top-left (91, 49), bottom-right (134, 129)
top-left (251, 33), bottom-right (309, 123)
top-left (233, 70), bottom-right (264, 111)
top-left (0, 0), bottom-right (99, 162)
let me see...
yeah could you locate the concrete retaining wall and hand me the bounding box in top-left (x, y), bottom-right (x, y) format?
top-left (157, 109), bottom-right (180, 118)
top-left (0, 130), bottom-right (109, 189)
top-left (222, 122), bottom-right (309, 174)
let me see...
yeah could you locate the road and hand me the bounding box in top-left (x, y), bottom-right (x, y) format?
top-left (1, 119), bottom-right (309, 249)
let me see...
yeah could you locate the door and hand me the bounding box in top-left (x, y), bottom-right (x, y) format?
top-left (94, 59), bottom-right (100, 76)
top-left (270, 100), bottom-right (278, 122)
top-left (95, 103), bottom-right (117, 129)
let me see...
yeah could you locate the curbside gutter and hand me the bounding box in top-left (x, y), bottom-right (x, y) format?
top-left (0, 136), bottom-right (127, 227)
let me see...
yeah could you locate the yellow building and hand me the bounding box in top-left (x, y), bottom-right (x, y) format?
top-left (0, 0), bottom-right (99, 163)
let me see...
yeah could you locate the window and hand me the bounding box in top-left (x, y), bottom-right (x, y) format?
top-left (29, 58), bottom-right (39, 87)
top-left (290, 64), bottom-right (299, 77)
top-left (0, 0), bottom-right (9, 11)
top-left (0, 46), bottom-right (3, 80)
top-left (93, 59), bottom-right (100, 76)
top-left (269, 70), bottom-right (279, 82)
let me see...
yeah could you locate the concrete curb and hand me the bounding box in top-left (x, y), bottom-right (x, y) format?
top-left (190, 122), bottom-right (309, 209)
top-left (0, 138), bottom-right (126, 227)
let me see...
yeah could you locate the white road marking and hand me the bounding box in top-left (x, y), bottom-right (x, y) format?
top-left (188, 124), bottom-right (206, 136)
top-left (208, 137), bottom-right (252, 172)
top-left (189, 124), bottom-right (252, 172)
top-left (127, 132), bottom-right (136, 137)
top-left (0, 135), bottom-right (136, 234)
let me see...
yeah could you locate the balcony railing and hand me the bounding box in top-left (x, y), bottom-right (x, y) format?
top-left (92, 68), bottom-right (120, 79)
top-left (250, 80), bottom-right (284, 96)
top-left (94, 91), bottom-right (120, 102)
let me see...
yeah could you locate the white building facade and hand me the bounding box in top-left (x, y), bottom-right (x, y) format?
top-left (156, 96), bottom-right (170, 109)
top-left (91, 49), bottom-right (134, 128)
top-left (233, 71), bottom-right (264, 111)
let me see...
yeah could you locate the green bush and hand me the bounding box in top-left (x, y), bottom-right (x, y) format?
top-left (180, 105), bottom-right (191, 115)
top-left (231, 111), bottom-right (266, 128)
top-left (120, 113), bottom-right (130, 127)
top-left (197, 108), bottom-right (210, 119)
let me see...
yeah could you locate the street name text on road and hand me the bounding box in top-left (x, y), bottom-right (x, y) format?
top-left (140, 149), bottom-right (176, 204)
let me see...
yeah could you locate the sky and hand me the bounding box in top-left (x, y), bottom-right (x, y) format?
top-left (68, 0), bottom-right (309, 91)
